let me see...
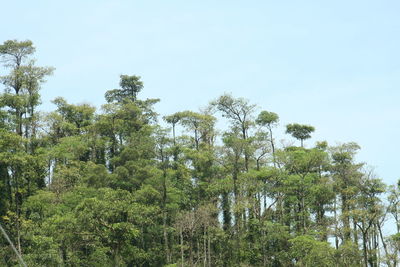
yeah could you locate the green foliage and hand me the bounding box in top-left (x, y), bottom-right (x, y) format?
top-left (0, 40), bottom-right (35, 67)
top-left (0, 41), bottom-right (394, 267)
top-left (256, 110), bottom-right (279, 127)
top-left (286, 123), bottom-right (315, 147)
top-left (289, 235), bottom-right (335, 266)
top-left (105, 75), bottom-right (143, 103)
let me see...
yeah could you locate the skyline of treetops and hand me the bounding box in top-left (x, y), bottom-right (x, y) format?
top-left (0, 39), bottom-right (399, 266)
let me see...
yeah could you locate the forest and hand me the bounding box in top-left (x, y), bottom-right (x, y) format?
top-left (0, 39), bottom-right (399, 267)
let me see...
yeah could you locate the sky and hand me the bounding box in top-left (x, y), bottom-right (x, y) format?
top-left (1, 0), bottom-right (400, 186)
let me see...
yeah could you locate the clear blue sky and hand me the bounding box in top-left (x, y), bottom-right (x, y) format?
top-left (1, 0), bottom-right (400, 185)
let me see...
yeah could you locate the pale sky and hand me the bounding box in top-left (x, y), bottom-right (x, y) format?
top-left (1, 0), bottom-right (400, 186)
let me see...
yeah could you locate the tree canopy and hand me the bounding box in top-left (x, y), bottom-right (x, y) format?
top-left (0, 40), bottom-right (398, 267)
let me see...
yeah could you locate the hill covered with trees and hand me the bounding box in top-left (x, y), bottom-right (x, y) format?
top-left (0, 40), bottom-right (399, 267)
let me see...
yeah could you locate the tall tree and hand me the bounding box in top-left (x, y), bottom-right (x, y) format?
top-left (210, 94), bottom-right (256, 172)
top-left (256, 110), bottom-right (279, 167)
top-left (330, 142), bottom-right (363, 245)
top-left (105, 75), bottom-right (143, 103)
top-left (286, 123), bottom-right (315, 147)
top-left (0, 40), bottom-right (53, 136)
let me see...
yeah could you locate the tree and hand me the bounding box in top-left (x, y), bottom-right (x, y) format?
top-left (289, 235), bottom-right (335, 266)
top-left (0, 40), bottom-right (35, 68)
top-left (277, 146), bottom-right (330, 235)
top-left (256, 110), bottom-right (279, 166)
top-left (179, 111), bottom-right (215, 150)
top-left (0, 40), bottom-right (53, 136)
top-left (286, 123), bottom-right (315, 147)
top-left (51, 97), bottom-right (95, 136)
top-left (105, 75), bottom-right (143, 103)
top-left (388, 180), bottom-right (400, 234)
top-left (163, 112), bottom-right (183, 146)
top-left (3, 40), bottom-right (398, 265)
top-left (330, 142), bottom-right (363, 245)
top-left (210, 94), bottom-right (256, 170)
top-left (352, 169), bottom-right (385, 267)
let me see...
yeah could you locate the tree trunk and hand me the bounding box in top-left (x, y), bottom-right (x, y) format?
top-left (203, 227), bottom-right (207, 267)
top-left (334, 197), bottom-right (339, 249)
top-left (208, 235), bottom-right (211, 267)
top-left (269, 127), bottom-right (276, 167)
top-left (162, 168), bottom-right (170, 263)
top-left (180, 228), bottom-right (184, 267)
top-left (377, 222), bottom-right (389, 266)
top-left (362, 231), bottom-right (368, 267)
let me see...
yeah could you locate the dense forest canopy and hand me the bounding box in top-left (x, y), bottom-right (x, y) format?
top-left (0, 40), bottom-right (399, 267)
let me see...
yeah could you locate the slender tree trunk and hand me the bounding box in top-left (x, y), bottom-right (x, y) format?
top-left (16, 109), bottom-right (23, 136)
top-left (163, 212), bottom-right (170, 263)
top-left (197, 238), bottom-right (201, 265)
top-left (353, 219), bottom-right (358, 247)
top-left (162, 167), bottom-right (170, 263)
top-left (362, 230), bottom-right (368, 267)
top-left (114, 246), bottom-right (120, 267)
top-left (13, 170), bottom-right (22, 255)
top-left (203, 227), bottom-right (207, 267)
top-left (377, 222), bottom-right (389, 266)
top-left (180, 228), bottom-right (184, 267)
top-left (334, 197), bottom-right (339, 249)
top-left (241, 126), bottom-right (249, 172)
top-left (189, 231), bottom-right (193, 267)
top-left (342, 195), bottom-right (351, 241)
top-left (195, 129), bottom-right (199, 150)
top-left (172, 124), bottom-right (176, 146)
top-left (301, 186), bottom-right (306, 234)
top-left (269, 127), bottom-right (276, 167)
top-left (262, 228), bottom-right (267, 266)
top-left (221, 191), bottom-right (231, 231)
top-left (232, 170), bottom-right (241, 262)
top-left (208, 234), bottom-right (211, 267)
